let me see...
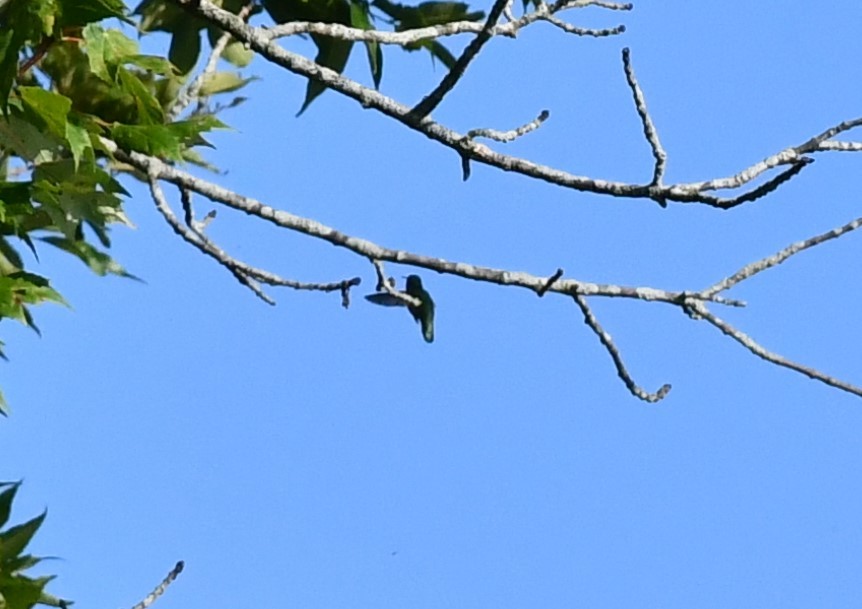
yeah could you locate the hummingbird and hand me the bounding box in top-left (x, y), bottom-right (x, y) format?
top-left (365, 274), bottom-right (435, 343)
top-left (405, 275), bottom-right (435, 343)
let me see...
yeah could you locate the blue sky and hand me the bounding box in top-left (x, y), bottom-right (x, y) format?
top-left (3, 1), bottom-right (862, 608)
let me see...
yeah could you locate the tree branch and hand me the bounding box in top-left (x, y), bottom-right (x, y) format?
top-left (262, 0), bottom-right (629, 45)
top-left (129, 561), bottom-right (184, 609)
top-left (410, 0), bottom-right (510, 119)
top-left (702, 213), bottom-right (862, 298)
top-left (686, 299), bottom-right (862, 399)
top-left (146, 170), bottom-right (360, 305)
top-left (167, 0), bottom-right (862, 208)
top-left (111, 138), bottom-right (734, 307)
top-left (573, 292), bottom-right (672, 402)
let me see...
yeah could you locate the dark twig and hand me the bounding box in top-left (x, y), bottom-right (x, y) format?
top-left (180, 187), bottom-right (194, 227)
top-left (409, 0), bottom-right (510, 119)
top-left (129, 561), bottom-right (184, 609)
top-left (707, 157), bottom-right (814, 210)
top-left (536, 268), bottom-right (564, 297)
top-left (573, 293), bottom-right (672, 403)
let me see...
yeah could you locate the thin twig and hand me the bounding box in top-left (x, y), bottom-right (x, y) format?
top-left (686, 300), bottom-right (862, 398)
top-left (622, 47), bottom-right (666, 188)
top-left (670, 118), bottom-right (862, 196)
top-left (702, 212), bottom-right (862, 298)
top-left (370, 259), bottom-right (421, 307)
top-left (129, 561), bottom-right (184, 609)
top-left (466, 110), bottom-right (550, 143)
top-left (148, 172), bottom-right (361, 304)
top-left (573, 293), bottom-right (672, 403)
top-left (148, 172), bottom-right (274, 303)
top-left (410, 0), bottom-right (511, 119)
top-left (543, 14), bottom-right (625, 37)
top-left (169, 0), bottom-right (256, 120)
top-left (537, 268), bottom-right (564, 297)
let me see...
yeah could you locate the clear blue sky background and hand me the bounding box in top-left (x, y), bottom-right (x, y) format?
top-left (3, 2), bottom-right (862, 608)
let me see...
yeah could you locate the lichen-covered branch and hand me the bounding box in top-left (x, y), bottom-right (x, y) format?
top-left (146, 170), bottom-right (360, 306)
top-left (262, 0), bottom-right (629, 44)
top-left (702, 213), bottom-right (862, 298)
top-left (573, 293), bottom-right (672, 403)
top-left (685, 299), bottom-right (862, 399)
top-left (109, 136), bottom-right (862, 399)
top-left (168, 0), bottom-right (862, 208)
top-left (128, 561), bottom-right (184, 609)
top-left (109, 138), bottom-right (732, 308)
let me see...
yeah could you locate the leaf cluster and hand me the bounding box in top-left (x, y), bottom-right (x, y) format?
top-left (0, 0), bottom-right (230, 384)
top-left (136, 0), bottom-right (487, 113)
top-left (0, 482), bottom-right (68, 609)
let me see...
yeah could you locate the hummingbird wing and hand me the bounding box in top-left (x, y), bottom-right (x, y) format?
top-left (365, 293), bottom-right (407, 307)
top-left (421, 300), bottom-right (434, 343)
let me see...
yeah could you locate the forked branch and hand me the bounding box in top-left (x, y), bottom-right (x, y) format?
top-left (115, 138), bottom-right (862, 401)
top-left (145, 1), bottom-right (862, 400)
top-left (169, 0), bottom-right (861, 208)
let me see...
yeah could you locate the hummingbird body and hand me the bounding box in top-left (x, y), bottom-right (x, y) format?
top-left (405, 275), bottom-right (435, 343)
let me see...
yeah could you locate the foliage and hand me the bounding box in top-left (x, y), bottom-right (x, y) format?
top-left (0, 0), bottom-right (234, 388)
top-left (0, 482), bottom-right (67, 609)
top-left (136, 0), bottom-right (486, 113)
top-left (0, 0), bottom-right (485, 404)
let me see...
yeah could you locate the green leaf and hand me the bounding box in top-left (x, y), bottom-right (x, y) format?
top-left (372, 0), bottom-right (483, 66)
top-left (0, 483), bottom-right (20, 528)
top-left (40, 237), bottom-right (137, 278)
top-left (110, 123), bottom-right (182, 160)
top-left (134, 0), bottom-right (187, 32)
top-left (101, 30), bottom-right (140, 65)
top-left (299, 35), bottom-right (353, 115)
top-left (0, 511), bottom-right (46, 562)
top-left (424, 39), bottom-right (456, 68)
top-left (350, 2), bottom-right (382, 88)
top-left (0, 29), bottom-right (21, 115)
top-left (262, 0), bottom-right (356, 113)
top-left (2, 272), bottom-right (67, 307)
top-left (82, 24), bottom-right (109, 81)
top-left (0, 113), bottom-right (62, 162)
top-left (0, 236), bottom-right (23, 272)
top-left (64, 121), bottom-right (91, 170)
top-left (116, 67), bottom-right (164, 125)
top-left (57, 0), bottom-right (128, 27)
top-left (168, 25), bottom-right (201, 75)
top-left (126, 55), bottom-right (175, 76)
top-left (220, 40), bottom-right (254, 68)
top-left (4, 554), bottom-right (41, 573)
top-left (0, 389), bottom-right (8, 416)
top-left (0, 574), bottom-right (49, 609)
top-left (17, 87), bottom-right (72, 140)
top-left (197, 72), bottom-right (255, 96)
